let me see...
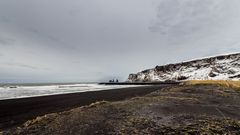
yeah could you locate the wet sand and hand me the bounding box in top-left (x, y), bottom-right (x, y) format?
top-left (0, 84), bottom-right (175, 130)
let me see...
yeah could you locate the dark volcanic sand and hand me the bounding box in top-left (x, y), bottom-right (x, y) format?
top-left (3, 84), bottom-right (240, 135)
top-left (0, 85), bottom-right (173, 130)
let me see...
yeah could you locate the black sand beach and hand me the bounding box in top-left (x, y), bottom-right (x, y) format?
top-left (3, 84), bottom-right (240, 135)
top-left (0, 84), bottom-right (175, 130)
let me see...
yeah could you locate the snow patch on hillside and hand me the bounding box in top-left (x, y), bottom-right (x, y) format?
top-left (128, 53), bottom-right (240, 82)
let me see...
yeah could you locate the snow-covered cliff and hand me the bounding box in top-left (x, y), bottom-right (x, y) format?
top-left (128, 53), bottom-right (240, 82)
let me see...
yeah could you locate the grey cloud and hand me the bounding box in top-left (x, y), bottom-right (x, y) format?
top-left (0, 38), bottom-right (15, 46)
top-left (0, 0), bottom-right (239, 83)
top-left (149, 0), bottom-right (235, 38)
top-left (0, 16), bottom-right (11, 23)
top-left (26, 28), bottom-right (78, 52)
top-left (28, 28), bottom-right (65, 45)
top-left (4, 62), bottom-right (50, 71)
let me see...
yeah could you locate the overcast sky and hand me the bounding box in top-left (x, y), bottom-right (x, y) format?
top-left (0, 0), bottom-right (240, 83)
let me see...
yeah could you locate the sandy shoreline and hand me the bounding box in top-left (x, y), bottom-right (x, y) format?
top-left (0, 84), bottom-right (175, 130)
top-left (3, 84), bottom-right (240, 135)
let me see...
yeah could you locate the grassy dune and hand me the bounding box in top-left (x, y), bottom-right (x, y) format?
top-left (183, 80), bottom-right (240, 91)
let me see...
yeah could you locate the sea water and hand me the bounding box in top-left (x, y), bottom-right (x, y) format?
top-left (0, 83), bottom-right (137, 100)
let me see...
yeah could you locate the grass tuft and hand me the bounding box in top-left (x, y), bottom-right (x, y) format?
top-left (183, 80), bottom-right (240, 91)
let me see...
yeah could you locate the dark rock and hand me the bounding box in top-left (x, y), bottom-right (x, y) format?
top-left (209, 71), bottom-right (217, 77)
top-left (177, 76), bottom-right (188, 81)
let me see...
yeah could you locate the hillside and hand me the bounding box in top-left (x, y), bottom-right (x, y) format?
top-left (128, 53), bottom-right (240, 82)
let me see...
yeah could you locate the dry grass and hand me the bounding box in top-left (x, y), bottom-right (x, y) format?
top-left (183, 80), bottom-right (240, 91)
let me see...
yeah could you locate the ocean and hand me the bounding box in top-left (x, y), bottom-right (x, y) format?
top-left (0, 83), bottom-right (137, 100)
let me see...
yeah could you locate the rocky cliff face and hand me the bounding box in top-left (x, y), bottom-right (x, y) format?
top-left (128, 53), bottom-right (240, 82)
